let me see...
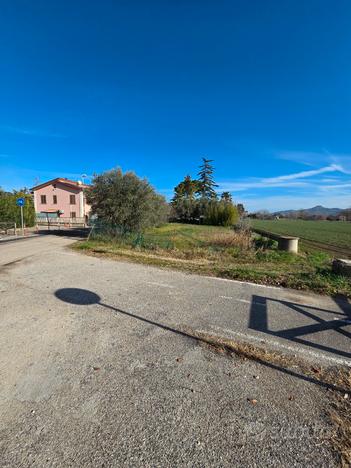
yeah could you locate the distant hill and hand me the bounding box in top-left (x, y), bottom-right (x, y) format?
top-left (274, 205), bottom-right (342, 217)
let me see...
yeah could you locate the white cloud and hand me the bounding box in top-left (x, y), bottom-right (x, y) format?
top-left (275, 150), bottom-right (328, 165)
top-left (276, 150), bottom-right (351, 172)
top-left (244, 194), bottom-right (351, 212)
top-left (320, 177), bottom-right (340, 182)
top-left (265, 164), bottom-right (347, 181)
top-left (217, 164), bottom-right (347, 192)
top-left (0, 125), bottom-right (66, 138)
top-left (215, 163), bottom-right (351, 210)
top-left (319, 182), bottom-right (351, 191)
top-left (218, 181), bottom-right (308, 192)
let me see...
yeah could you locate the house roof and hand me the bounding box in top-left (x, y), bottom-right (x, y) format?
top-left (31, 178), bottom-right (89, 191)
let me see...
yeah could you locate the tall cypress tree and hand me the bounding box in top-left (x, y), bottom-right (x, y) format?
top-left (197, 158), bottom-right (218, 199)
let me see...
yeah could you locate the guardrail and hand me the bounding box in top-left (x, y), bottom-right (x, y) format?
top-left (252, 228), bottom-right (299, 253)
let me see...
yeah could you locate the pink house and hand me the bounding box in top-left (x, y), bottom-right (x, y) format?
top-left (32, 178), bottom-right (91, 220)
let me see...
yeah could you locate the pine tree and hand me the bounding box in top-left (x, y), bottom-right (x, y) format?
top-left (197, 158), bottom-right (218, 200)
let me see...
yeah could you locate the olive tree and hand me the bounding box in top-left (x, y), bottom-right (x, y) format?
top-left (86, 169), bottom-right (169, 232)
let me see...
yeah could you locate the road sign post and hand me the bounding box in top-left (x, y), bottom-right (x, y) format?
top-left (16, 198), bottom-right (25, 236)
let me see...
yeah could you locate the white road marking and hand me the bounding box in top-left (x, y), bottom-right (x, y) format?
top-left (203, 274), bottom-right (282, 290)
top-left (146, 281), bottom-right (175, 289)
top-left (206, 326), bottom-right (351, 367)
top-left (218, 294), bottom-right (345, 312)
top-left (218, 296), bottom-right (265, 307)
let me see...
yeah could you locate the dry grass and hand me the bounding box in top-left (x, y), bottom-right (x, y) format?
top-left (205, 230), bottom-right (252, 250)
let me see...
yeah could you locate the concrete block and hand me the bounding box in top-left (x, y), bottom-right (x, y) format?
top-left (332, 259), bottom-right (351, 277)
top-left (277, 237), bottom-right (299, 254)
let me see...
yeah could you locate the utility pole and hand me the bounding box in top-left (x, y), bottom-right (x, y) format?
top-left (81, 174), bottom-right (88, 224)
top-left (20, 205), bottom-right (24, 236)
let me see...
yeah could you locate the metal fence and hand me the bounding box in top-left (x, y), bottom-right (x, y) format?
top-left (86, 220), bottom-right (176, 249)
top-left (36, 217), bottom-right (87, 228)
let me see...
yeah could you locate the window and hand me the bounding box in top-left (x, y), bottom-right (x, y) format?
top-left (53, 195), bottom-right (57, 204)
top-left (40, 195), bottom-right (47, 204)
top-left (70, 194), bottom-right (76, 204)
top-left (70, 212), bottom-right (76, 218)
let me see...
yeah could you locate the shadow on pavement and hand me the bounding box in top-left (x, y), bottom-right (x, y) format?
top-left (55, 288), bottom-right (100, 305)
top-left (249, 295), bottom-right (351, 360)
top-left (54, 287), bottom-right (350, 393)
top-left (37, 227), bottom-right (90, 239)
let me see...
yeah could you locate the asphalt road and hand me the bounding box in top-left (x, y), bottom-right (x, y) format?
top-left (0, 234), bottom-right (350, 466)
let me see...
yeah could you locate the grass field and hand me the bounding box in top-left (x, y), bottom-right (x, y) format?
top-left (74, 223), bottom-right (351, 297)
top-left (251, 219), bottom-right (351, 257)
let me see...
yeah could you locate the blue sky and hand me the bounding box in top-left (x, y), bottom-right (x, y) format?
top-left (0, 0), bottom-right (350, 212)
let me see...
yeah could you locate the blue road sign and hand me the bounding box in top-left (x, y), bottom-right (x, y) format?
top-left (16, 197), bottom-right (25, 207)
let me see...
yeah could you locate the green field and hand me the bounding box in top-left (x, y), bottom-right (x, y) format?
top-left (251, 219), bottom-right (351, 255)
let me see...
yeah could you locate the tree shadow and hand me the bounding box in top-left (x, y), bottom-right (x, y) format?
top-left (55, 288), bottom-right (350, 393)
top-left (248, 294), bottom-right (351, 360)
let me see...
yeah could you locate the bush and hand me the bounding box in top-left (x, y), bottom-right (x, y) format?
top-left (86, 169), bottom-right (169, 233)
top-left (204, 201), bottom-right (239, 227)
top-left (0, 188), bottom-right (35, 227)
top-left (254, 235), bottom-right (277, 249)
top-left (170, 198), bottom-right (199, 222)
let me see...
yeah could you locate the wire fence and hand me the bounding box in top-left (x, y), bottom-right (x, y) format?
top-left (87, 220), bottom-right (175, 250)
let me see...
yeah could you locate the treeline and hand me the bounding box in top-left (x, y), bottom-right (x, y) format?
top-left (85, 163), bottom-right (245, 233)
top-left (170, 158), bottom-right (244, 226)
top-left (251, 209), bottom-right (351, 221)
top-left (0, 188), bottom-right (35, 227)
top-left (341, 209), bottom-right (351, 221)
